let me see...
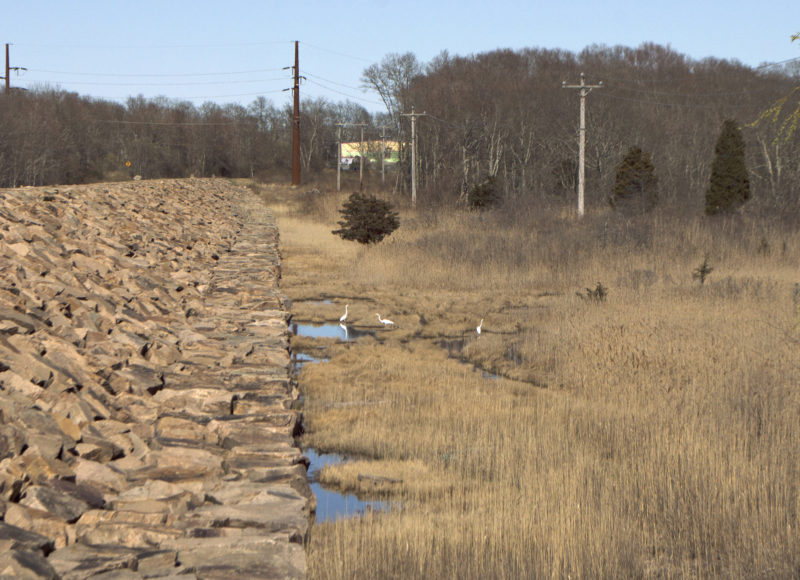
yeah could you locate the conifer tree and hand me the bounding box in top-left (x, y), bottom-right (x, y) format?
top-left (467, 175), bottom-right (501, 210)
top-left (332, 192), bottom-right (399, 244)
top-left (609, 146), bottom-right (658, 214)
top-left (705, 119), bottom-right (750, 215)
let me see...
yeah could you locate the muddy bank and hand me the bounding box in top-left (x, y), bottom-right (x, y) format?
top-left (0, 178), bottom-right (310, 578)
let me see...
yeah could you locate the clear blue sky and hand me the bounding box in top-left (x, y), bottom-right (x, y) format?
top-left (3, 1), bottom-right (798, 113)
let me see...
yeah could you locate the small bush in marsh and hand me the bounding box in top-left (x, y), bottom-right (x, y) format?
top-left (332, 192), bottom-right (400, 244)
top-left (467, 175), bottom-right (501, 210)
top-left (693, 257), bottom-right (714, 285)
top-left (578, 281), bottom-right (608, 301)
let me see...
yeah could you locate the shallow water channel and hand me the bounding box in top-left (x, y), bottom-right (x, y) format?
top-left (291, 321), bottom-right (376, 342)
top-left (291, 321), bottom-right (389, 522)
top-left (304, 449), bottom-right (390, 523)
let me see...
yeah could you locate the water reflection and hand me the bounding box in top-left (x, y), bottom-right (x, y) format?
top-left (290, 352), bottom-right (329, 372)
top-left (291, 322), bottom-right (376, 342)
top-left (305, 448), bottom-right (390, 523)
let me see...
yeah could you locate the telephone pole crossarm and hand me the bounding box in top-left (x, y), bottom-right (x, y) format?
top-left (562, 72), bottom-right (603, 216)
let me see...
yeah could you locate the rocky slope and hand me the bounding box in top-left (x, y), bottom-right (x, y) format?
top-left (0, 178), bottom-right (310, 579)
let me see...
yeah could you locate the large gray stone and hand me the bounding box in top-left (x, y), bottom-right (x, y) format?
top-left (47, 543), bottom-right (139, 579)
top-left (166, 533), bottom-right (306, 580)
top-left (0, 521), bottom-right (55, 554)
top-left (19, 484), bottom-right (92, 523)
top-left (0, 549), bottom-right (59, 579)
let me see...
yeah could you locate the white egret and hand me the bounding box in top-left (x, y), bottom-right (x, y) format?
top-left (477, 319), bottom-right (483, 336)
top-left (340, 304), bottom-right (349, 323)
top-left (376, 313), bottom-right (394, 327)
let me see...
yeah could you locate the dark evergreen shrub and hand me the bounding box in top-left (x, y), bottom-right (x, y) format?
top-left (332, 192), bottom-right (399, 244)
top-left (467, 175), bottom-right (501, 210)
top-left (610, 146), bottom-right (658, 214)
top-left (705, 119), bottom-right (750, 215)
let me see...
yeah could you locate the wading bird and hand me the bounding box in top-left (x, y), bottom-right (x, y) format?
top-left (376, 313), bottom-right (394, 327)
top-left (477, 319), bottom-right (483, 336)
top-left (340, 304), bottom-right (349, 323)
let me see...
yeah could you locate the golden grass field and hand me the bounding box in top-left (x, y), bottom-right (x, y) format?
top-left (254, 180), bottom-right (799, 579)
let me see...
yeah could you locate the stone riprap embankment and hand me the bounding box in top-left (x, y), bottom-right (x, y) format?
top-left (0, 179), bottom-right (311, 578)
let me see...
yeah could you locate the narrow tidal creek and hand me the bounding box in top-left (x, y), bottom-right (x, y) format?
top-left (291, 321), bottom-right (390, 522)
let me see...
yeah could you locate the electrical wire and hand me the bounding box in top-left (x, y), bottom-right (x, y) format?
top-left (756, 56), bottom-right (800, 69)
top-left (596, 90), bottom-right (773, 111)
top-left (95, 119), bottom-right (243, 126)
top-left (55, 89), bottom-right (288, 103)
top-left (606, 79), bottom-right (794, 99)
top-left (13, 40), bottom-right (293, 50)
top-left (299, 41), bottom-right (372, 63)
top-left (303, 77), bottom-right (383, 106)
top-left (304, 71), bottom-right (364, 91)
top-left (20, 77), bottom-right (289, 87)
top-left (24, 67), bottom-right (286, 77)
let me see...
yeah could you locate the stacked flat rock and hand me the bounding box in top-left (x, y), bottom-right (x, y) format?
top-left (0, 179), bottom-right (310, 579)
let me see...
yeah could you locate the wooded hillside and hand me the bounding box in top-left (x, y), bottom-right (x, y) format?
top-left (2, 43), bottom-right (798, 215)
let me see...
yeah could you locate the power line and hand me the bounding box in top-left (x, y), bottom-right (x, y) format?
top-left (20, 88), bottom-right (287, 102)
top-left (597, 90), bottom-right (782, 110)
top-left (95, 119), bottom-right (244, 126)
top-left (25, 67), bottom-right (285, 77)
top-left (13, 40), bottom-right (293, 50)
top-left (756, 56), bottom-right (800, 70)
top-left (20, 78), bottom-right (288, 87)
top-left (303, 77), bottom-right (382, 105)
top-left (607, 80), bottom-right (787, 98)
top-left (304, 71), bottom-right (364, 92)
top-left (298, 41), bottom-right (372, 63)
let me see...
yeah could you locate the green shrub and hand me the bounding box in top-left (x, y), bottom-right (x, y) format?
top-left (705, 119), bottom-right (750, 215)
top-left (332, 192), bottom-right (400, 244)
top-left (610, 146), bottom-right (658, 214)
top-left (467, 175), bottom-right (501, 210)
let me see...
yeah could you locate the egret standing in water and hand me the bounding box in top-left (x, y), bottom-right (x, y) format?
top-left (477, 319), bottom-right (483, 336)
top-left (340, 304), bottom-right (349, 323)
top-left (376, 313), bottom-right (394, 327)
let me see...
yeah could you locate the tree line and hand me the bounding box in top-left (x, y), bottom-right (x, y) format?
top-left (0, 87), bottom-right (374, 187)
top-left (391, 43), bottom-right (800, 215)
top-left (1, 42), bottom-right (798, 216)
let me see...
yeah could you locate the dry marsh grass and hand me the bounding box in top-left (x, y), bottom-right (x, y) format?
top-left (263, 184), bottom-right (800, 579)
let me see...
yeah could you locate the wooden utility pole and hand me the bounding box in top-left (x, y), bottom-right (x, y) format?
top-left (401, 107), bottom-right (425, 207)
top-left (291, 41), bottom-right (301, 186)
top-left (562, 73), bottom-right (603, 216)
top-left (335, 122), bottom-right (367, 191)
top-left (336, 123), bottom-right (343, 192)
top-left (358, 124), bottom-right (365, 190)
top-left (3, 44), bottom-right (26, 92)
top-left (4, 44), bottom-right (9, 92)
top-left (379, 125), bottom-right (388, 186)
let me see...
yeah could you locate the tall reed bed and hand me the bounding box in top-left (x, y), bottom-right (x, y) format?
top-left (272, 186), bottom-right (799, 578)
